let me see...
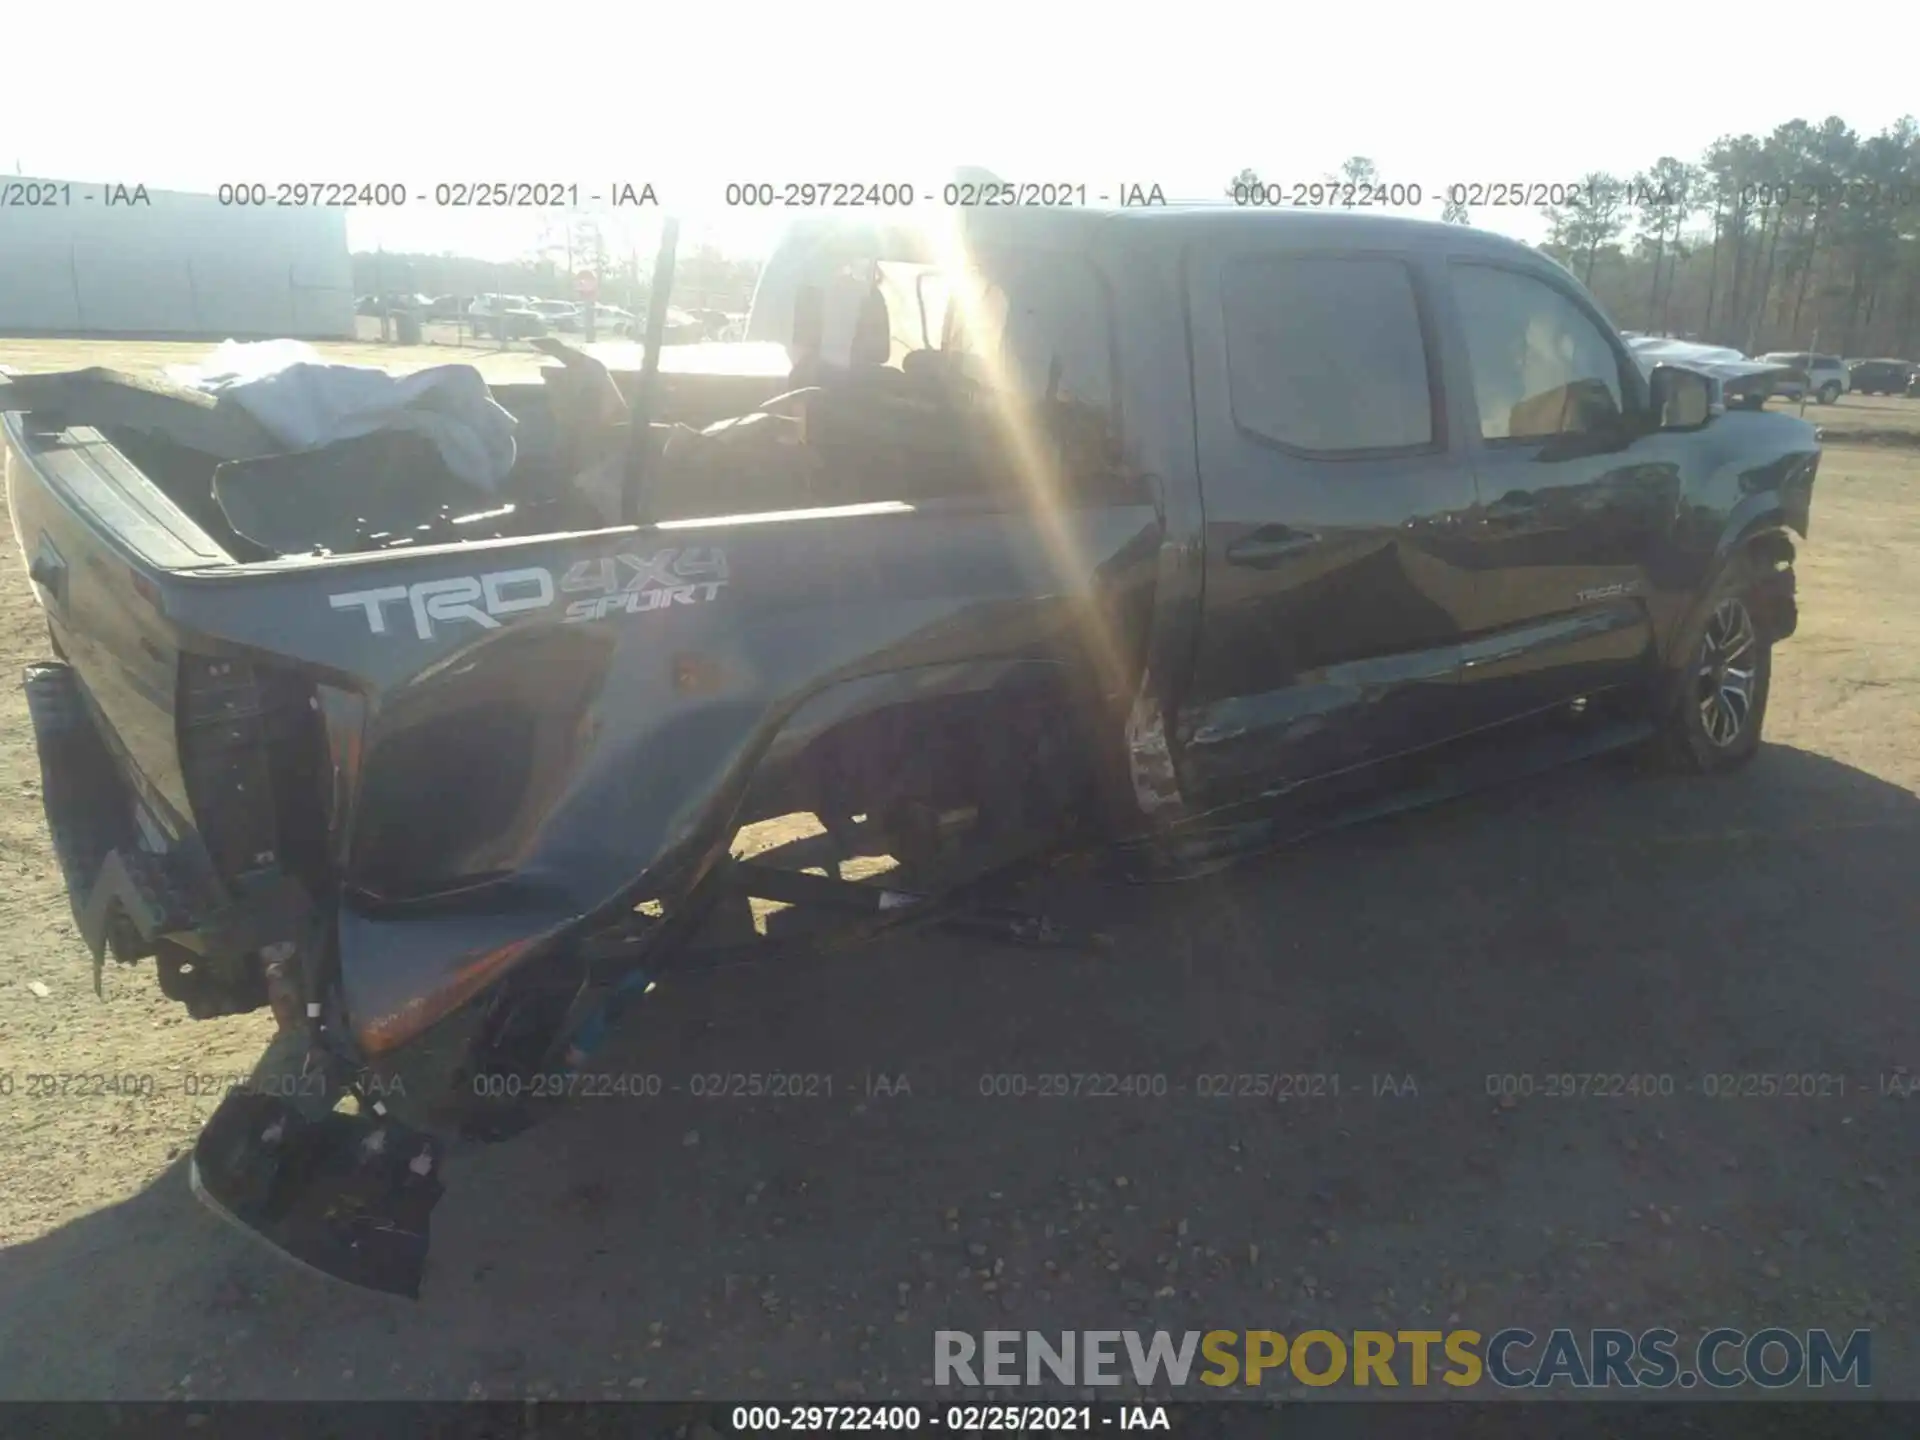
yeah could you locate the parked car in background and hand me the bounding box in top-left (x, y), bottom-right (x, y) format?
top-left (543, 303), bottom-right (640, 337)
top-left (590, 304), bottom-right (638, 336)
top-left (1758, 353), bottom-right (1849, 404)
top-left (425, 295), bottom-right (467, 322)
top-left (528, 300), bottom-right (583, 331)
top-left (356, 294), bottom-right (431, 317)
top-left (1846, 358), bottom-right (1916, 396)
top-left (687, 308), bottom-right (738, 340)
top-left (467, 294), bottom-right (549, 340)
top-left (662, 307), bottom-right (709, 344)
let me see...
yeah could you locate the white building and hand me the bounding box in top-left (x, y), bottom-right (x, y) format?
top-left (0, 178), bottom-right (353, 338)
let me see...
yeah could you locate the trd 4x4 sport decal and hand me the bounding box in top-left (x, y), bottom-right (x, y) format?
top-left (329, 548), bottom-right (729, 640)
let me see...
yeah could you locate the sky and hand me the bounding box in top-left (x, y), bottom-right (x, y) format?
top-left (6, 1), bottom-right (1915, 267)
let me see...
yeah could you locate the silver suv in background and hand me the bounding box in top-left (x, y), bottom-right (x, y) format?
top-left (1758, 353), bottom-right (1849, 404)
top-left (466, 294), bottom-right (550, 340)
top-left (526, 300), bottom-right (582, 331)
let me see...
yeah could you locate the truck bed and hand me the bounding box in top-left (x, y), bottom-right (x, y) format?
top-left (3, 354), bottom-right (1161, 1062)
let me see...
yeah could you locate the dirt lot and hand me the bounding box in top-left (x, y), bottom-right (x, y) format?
top-left (0, 339), bottom-right (1916, 1401)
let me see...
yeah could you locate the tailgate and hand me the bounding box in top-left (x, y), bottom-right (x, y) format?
top-left (5, 398), bottom-right (236, 829)
top-left (6, 406), bottom-right (322, 1004)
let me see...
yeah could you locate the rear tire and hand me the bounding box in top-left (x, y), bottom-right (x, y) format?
top-left (1817, 382), bottom-right (1841, 404)
top-left (1652, 562), bottom-right (1772, 774)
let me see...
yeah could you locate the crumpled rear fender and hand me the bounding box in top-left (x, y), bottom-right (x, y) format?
top-left (313, 506), bottom-right (1162, 1056)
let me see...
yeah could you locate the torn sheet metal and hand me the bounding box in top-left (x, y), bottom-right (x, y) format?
top-left (1124, 670), bottom-right (1187, 823)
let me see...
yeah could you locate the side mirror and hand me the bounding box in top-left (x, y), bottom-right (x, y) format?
top-left (1649, 365), bottom-right (1714, 431)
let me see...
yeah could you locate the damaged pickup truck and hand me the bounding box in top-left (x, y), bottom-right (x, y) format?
top-left (3, 206), bottom-right (1817, 1297)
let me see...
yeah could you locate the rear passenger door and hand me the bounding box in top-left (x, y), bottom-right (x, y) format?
top-left (1440, 260), bottom-right (1672, 725)
top-left (1177, 243), bottom-right (1481, 810)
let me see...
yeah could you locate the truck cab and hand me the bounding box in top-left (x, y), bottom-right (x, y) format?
top-left (744, 205), bottom-right (1815, 806)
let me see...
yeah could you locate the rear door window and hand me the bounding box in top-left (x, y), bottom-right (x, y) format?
top-left (1218, 256), bottom-right (1437, 454)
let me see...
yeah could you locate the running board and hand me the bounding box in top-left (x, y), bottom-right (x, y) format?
top-left (1131, 715), bottom-right (1656, 879)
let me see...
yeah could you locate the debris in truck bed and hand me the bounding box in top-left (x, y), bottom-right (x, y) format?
top-left (0, 366), bottom-right (282, 459)
top-left (165, 339), bottom-right (519, 492)
top-left (211, 430), bottom-right (526, 556)
top-left (1, 346), bottom-right (521, 500)
top-left (526, 337), bottom-right (637, 526)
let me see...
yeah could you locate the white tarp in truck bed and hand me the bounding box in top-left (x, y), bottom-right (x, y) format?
top-left (164, 340), bottom-right (519, 492)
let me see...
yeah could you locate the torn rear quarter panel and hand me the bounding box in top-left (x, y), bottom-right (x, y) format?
top-left (158, 504), bottom-right (1162, 1053)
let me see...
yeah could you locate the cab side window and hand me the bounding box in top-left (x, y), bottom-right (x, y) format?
top-left (1451, 264), bottom-right (1628, 441)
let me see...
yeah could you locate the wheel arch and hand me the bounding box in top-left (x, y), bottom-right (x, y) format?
top-left (729, 654), bottom-right (1126, 851)
top-left (1665, 520), bottom-right (1797, 671)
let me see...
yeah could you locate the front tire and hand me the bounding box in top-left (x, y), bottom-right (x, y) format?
top-left (1653, 565), bottom-right (1772, 773)
top-left (1817, 382), bottom-right (1841, 404)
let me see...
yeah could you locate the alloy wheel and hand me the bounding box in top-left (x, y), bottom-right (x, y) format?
top-left (1696, 599), bottom-right (1758, 748)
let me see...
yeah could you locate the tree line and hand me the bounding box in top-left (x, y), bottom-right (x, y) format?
top-left (1230, 117), bottom-right (1920, 359)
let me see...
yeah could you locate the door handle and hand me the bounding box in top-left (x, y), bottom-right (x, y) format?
top-left (1224, 526), bottom-right (1323, 568)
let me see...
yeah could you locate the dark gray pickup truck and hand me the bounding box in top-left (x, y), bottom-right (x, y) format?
top-left (2, 206), bottom-right (1817, 1296)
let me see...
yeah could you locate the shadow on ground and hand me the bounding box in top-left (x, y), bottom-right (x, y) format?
top-left (2, 743), bottom-right (1915, 1399)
